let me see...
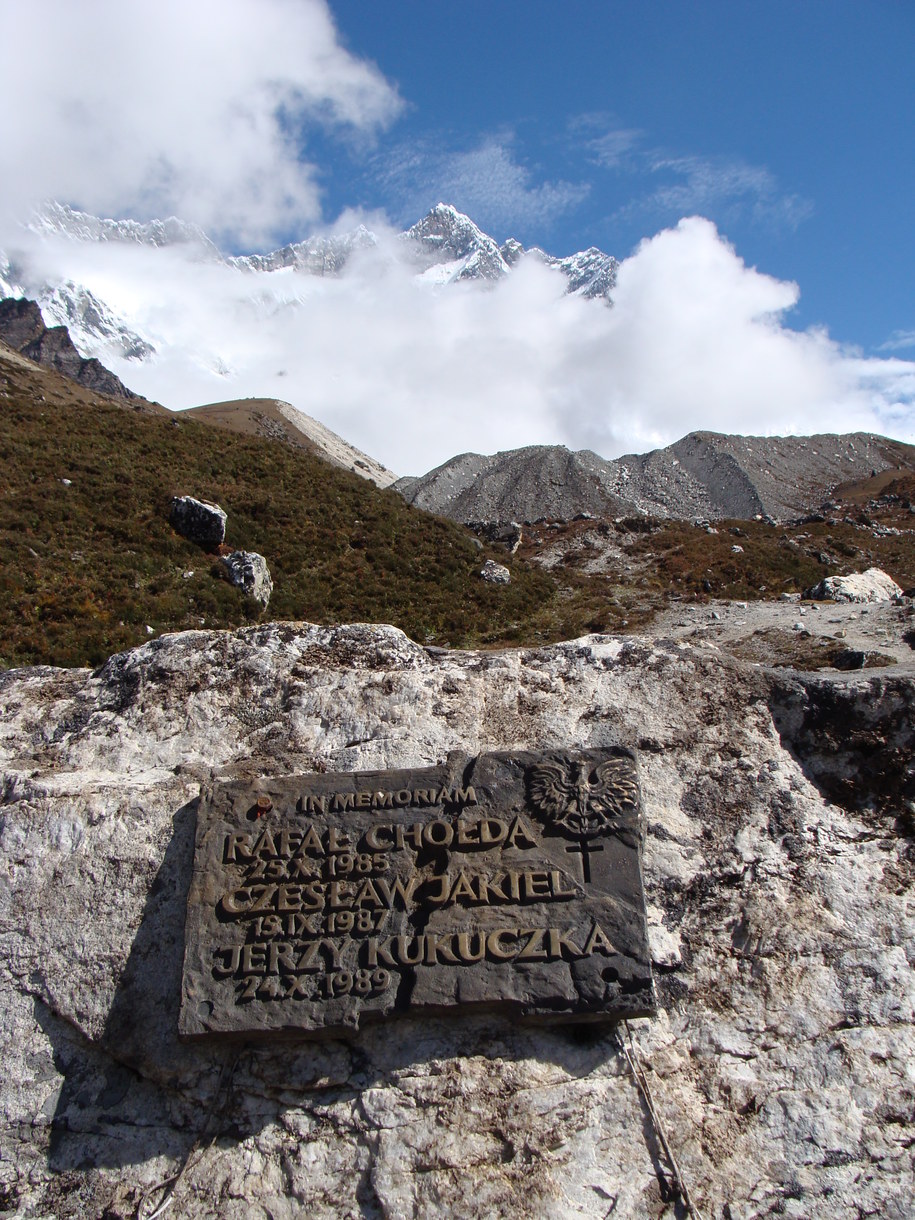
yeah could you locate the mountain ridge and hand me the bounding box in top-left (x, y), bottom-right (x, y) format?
top-left (183, 398), bottom-right (397, 487)
top-left (0, 296), bottom-right (154, 405)
top-left (397, 430), bottom-right (915, 523)
top-left (1, 201), bottom-right (618, 364)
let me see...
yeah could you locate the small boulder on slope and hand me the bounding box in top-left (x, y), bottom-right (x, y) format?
top-left (169, 495), bottom-right (227, 548)
top-left (220, 550), bottom-right (273, 606)
top-left (804, 567), bottom-right (902, 603)
top-left (479, 559), bottom-right (511, 585)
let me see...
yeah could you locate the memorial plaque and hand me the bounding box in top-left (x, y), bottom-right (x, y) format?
top-left (179, 749), bottom-right (655, 1038)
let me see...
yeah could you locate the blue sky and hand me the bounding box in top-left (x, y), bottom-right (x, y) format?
top-left (318, 1), bottom-right (914, 353)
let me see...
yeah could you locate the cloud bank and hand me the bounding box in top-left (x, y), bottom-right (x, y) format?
top-left (7, 214), bottom-right (913, 475)
top-left (0, 0), bottom-right (401, 248)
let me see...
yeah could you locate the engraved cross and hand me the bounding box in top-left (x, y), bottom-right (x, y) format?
top-left (565, 835), bottom-right (603, 884)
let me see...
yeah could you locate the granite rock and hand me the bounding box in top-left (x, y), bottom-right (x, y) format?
top-left (0, 622), bottom-right (913, 1218)
top-left (220, 549), bottom-right (273, 606)
top-left (480, 559), bottom-right (511, 584)
top-left (805, 566), bottom-right (903, 603)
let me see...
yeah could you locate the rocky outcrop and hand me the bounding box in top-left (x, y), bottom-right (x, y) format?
top-left (469, 520), bottom-right (524, 552)
top-left (0, 622), bottom-right (913, 1217)
top-left (0, 296), bottom-right (140, 400)
top-left (169, 496), bottom-right (227, 549)
top-left (397, 432), bottom-right (915, 525)
top-left (220, 549), bottom-right (273, 606)
top-left (805, 567), bottom-right (903, 603)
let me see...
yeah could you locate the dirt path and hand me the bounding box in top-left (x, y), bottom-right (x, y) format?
top-left (650, 594), bottom-right (915, 672)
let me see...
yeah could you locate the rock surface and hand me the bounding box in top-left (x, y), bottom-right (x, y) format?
top-left (0, 622), bottom-right (913, 1218)
top-left (220, 550), bottom-right (273, 606)
top-left (805, 567), bottom-right (903, 603)
top-left (169, 496), bottom-right (228, 549)
top-left (0, 296), bottom-right (141, 401)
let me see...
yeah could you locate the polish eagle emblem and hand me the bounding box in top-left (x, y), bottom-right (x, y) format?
top-left (525, 755), bottom-right (640, 843)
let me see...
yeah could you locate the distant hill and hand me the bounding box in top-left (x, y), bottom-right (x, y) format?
top-left (0, 298), bottom-right (397, 487)
top-left (4, 335), bottom-right (915, 669)
top-left (396, 431), bottom-right (915, 524)
top-left (182, 398), bottom-right (397, 487)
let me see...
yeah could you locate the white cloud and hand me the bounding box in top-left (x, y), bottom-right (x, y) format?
top-left (7, 215), bottom-right (915, 475)
top-left (568, 115), bottom-right (643, 169)
top-left (611, 154), bottom-right (813, 232)
top-left (879, 329), bottom-right (915, 353)
top-left (376, 135), bottom-right (589, 235)
top-left (0, 0), bottom-right (401, 248)
top-left (561, 218), bottom-right (898, 454)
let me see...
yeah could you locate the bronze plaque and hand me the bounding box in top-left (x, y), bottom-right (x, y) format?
top-left (179, 749), bottom-right (655, 1037)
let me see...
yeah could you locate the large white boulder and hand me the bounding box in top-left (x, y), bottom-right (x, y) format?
top-left (805, 566), bottom-right (902, 603)
top-left (479, 558), bottom-right (511, 584)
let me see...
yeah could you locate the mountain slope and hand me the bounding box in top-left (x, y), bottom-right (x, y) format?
top-left (0, 347), bottom-right (557, 668)
top-left (0, 296), bottom-right (152, 404)
top-left (183, 398), bottom-right (397, 486)
top-left (0, 298), bottom-right (398, 486)
top-left (397, 431), bottom-right (915, 523)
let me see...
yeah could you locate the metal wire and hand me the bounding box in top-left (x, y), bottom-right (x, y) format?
top-left (618, 1020), bottom-right (707, 1220)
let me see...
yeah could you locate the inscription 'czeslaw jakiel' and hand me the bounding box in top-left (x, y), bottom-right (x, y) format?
top-left (179, 750), bottom-right (655, 1037)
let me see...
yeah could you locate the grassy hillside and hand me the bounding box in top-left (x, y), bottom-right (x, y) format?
top-left (4, 344), bottom-right (915, 671)
top-left (0, 351), bottom-right (557, 668)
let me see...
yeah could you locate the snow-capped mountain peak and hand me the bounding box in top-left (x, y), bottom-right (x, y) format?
top-left (0, 201), bottom-right (620, 396)
top-left (403, 203), bottom-right (510, 283)
top-left (30, 201), bottom-right (220, 257)
top-left (228, 225), bottom-right (377, 275)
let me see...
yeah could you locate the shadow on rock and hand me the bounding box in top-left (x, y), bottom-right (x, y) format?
top-left (43, 799), bottom-right (233, 1173)
top-left (768, 673), bottom-right (915, 834)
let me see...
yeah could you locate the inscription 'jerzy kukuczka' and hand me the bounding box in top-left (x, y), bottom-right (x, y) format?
top-left (179, 749), bottom-right (655, 1037)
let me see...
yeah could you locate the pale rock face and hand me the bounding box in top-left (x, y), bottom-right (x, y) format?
top-left (220, 550), bottom-right (274, 606)
top-left (0, 622), bottom-right (913, 1218)
top-left (806, 567), bottom-right (904, 603)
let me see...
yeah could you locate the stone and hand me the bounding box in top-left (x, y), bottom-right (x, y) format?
top-left (220, 549), bottom-right (273, 605)
top-left (805, 566), bottom-right (903, 603)
top-left (1, 622), bottom-right (914, 1218)
top-left (170, 494), bottom-right (227, 548)
top-left (469, 521), bottom-right (523, 552)
top-left (180, 750), bottom-right (653, 1038)
top-left (479, 558), bottom-right (511, 584)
